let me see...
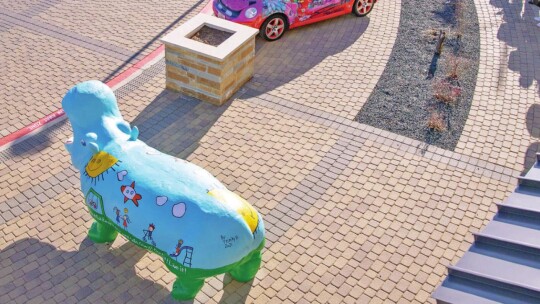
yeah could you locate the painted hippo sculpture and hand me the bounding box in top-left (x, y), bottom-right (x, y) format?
top-left (62, 80), bottom-right (265, 300)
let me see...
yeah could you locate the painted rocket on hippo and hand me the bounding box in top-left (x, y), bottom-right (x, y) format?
top-left (62, 80), bottom-right (265, 300)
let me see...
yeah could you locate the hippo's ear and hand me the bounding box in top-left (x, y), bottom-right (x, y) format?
top-left (129, 126), bottom-right (139, 141)
top-left (85, 132), bottom-right (100, 153)
top-left (117, 121), bottom-right (138, 141)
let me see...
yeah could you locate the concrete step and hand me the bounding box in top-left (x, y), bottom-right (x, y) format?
top-left (495, 208), bottom-right (540, 231)
top-left (449, 251), bottom-right (540, 298)
top-left (517, 176), bottom-right (540, 190)
top-left (499, 187), bottom-right (540, 217)
top-left (474, 220), bottom-right (540, 255)
top-left (434, 273), bottom-right (540, 304)
top-left (432, 284), bottom-right (499, 304)
top-left (497, 203), bottom-right (540, 221)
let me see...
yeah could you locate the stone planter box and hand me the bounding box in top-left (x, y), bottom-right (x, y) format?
top-left (161, 14), bottom-right (258, 105)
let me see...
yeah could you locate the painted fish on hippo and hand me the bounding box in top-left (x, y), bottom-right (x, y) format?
top-left (62, 80), bottom-right (265, 300)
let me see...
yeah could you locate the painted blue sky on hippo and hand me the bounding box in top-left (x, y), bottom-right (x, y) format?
top-left (62, 80), bottom-right (265, 300)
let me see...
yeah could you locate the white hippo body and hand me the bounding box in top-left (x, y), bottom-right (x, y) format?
top-left (63, 81), bottom-right (265, 300)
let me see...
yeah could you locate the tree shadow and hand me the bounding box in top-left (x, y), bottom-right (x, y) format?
top-left (522, 104), bottom-right (540, 175)
top-left (490, 0), bottom-right (540, 94)
top-left (522, 141), bottom-right (540, 175)
top-left (243, 14), bottom-right (370, 98)
top-left (0, 238), bottom-right (178, 303)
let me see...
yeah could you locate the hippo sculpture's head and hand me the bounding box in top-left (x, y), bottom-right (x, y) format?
top-left (62, 80), bottom-right (138, 171)
top-left (62, 80), bottom-right (265, 301)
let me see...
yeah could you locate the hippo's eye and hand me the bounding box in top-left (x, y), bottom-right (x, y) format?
top-left (81, 140), bottom-right (86, 146)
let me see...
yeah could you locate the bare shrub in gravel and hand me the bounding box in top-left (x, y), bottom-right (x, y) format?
top-left (427, 111), bottom-right (446, 132)
top-left (433, 79), bottom-right (462, 105)
top-left (423, 28), bottom-right (439, 41)
top-left (446, 54), bottom-right (470, 79)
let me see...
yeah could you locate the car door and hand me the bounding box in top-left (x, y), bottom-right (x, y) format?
top-left (295, 0), bottom-right (350, 27)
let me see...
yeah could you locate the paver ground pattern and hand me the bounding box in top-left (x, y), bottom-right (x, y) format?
top-left (0, 0), bottom-right (537, 303)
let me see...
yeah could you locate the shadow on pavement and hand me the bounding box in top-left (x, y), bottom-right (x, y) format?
top-left (0, 238), bottom-right (176, 303)
top-left (130, 90), bottom-right (230, 160)
top-left (244, 14), bottom-right (370, 97)
top-left (523, 104), bottom-right (540, 175)
top-left (2, 119), bottom-right (68, 159)
top-left (218, 274), bottom-right (253, 304)
top-left (490, 0), bottom-right (540, 94)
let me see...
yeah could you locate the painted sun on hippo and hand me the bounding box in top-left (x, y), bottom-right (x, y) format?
top-left (62, 80), bottom-right (265, 300)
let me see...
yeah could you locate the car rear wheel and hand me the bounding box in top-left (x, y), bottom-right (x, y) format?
top-left (353, 0), bottom-right (375, 17)
top-left (260, 15), bottom-right (287, 41)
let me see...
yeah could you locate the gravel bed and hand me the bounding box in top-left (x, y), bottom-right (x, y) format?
top-left (355, 0), bottom-right (480, 150)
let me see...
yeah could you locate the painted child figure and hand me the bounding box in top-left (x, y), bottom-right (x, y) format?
top-left (62, 80), bottom-right (265, 300)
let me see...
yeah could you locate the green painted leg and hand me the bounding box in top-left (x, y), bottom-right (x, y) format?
top-left (88, 221), bottom-right (118, 243)
top-left (229, 248), bottom-right (262, 282)
top-left (171, 276), bottom-right (205, 301)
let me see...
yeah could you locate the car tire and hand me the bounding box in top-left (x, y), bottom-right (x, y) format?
top-left (260, 15), bottom-right (287, 41)
top-left (353, 0), bottom-right (375, 17)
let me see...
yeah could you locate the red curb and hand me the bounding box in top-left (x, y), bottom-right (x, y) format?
top-left (0, 109), bottom-right (66, 148)
top-left (0, 1), bottom-right (214, 150)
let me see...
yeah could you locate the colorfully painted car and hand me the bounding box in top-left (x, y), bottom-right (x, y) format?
top-left (213, 0), bottom-right (376, 41)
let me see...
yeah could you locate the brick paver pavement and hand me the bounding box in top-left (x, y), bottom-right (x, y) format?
top-left (0, 0), bottom-right (206, 138)
top-left (247, 0), bottom-right (400, 119)
top-left (0, 0), bottom-right (538, 303)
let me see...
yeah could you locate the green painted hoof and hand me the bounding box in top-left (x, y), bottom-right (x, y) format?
top-left (229, 250), bottom-right (262, 282)
top-left (88, 221), bottom-right (118, 243)
top-left (171, 277), bottom-right (205, 301)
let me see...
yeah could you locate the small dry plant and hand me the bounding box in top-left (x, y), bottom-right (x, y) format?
top-left (423, 28), bottom-right (439, 41)
top-left (427, 111), bottom-right (446, 132)
top-left (433, 79), bottom-right (462, 105)
top-left (446, 54), bottom-right (469, 79)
